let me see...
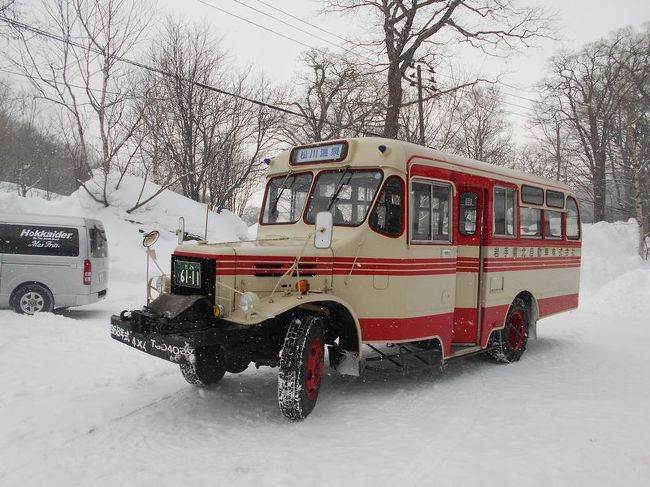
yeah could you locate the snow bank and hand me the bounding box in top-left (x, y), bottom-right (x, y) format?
top-left (1, 192), bottom-right (650, 487)
top-left (579, 220), bottom-right (650, 315)
top-left (0, 174), bottom-right (250, 283)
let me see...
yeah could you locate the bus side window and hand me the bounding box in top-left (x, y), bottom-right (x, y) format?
top-left (369, 176), bottom-right (403, 236)
top-left (410, 180), bottom-right (451, 242)
top-left (493, 187), bottom-right (516, 237)
top-left (459, 192), bottom-right (478, 236)
top-left (544, 210), bottom-right (563, 239)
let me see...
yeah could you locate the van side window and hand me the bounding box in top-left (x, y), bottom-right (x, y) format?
top-left (520, 207), bottom-right (542, 238)
top-left (493, 187), bottom-right (516, 237)
top-left (370, 176), bottom-right (403, 236)
top-left (459, 192), bottom-right (478, 236)
top-left (566, 197), bottom-right (580, 240)
top-left (0, 224), bottom-right (80, 256)
top-left (411, 180), bottom-right (451, 242)
top-left (544, 210), bottom-right (562, 239)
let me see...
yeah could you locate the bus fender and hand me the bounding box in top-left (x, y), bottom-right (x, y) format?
top-left (227, 292), bottom-right (364, 370)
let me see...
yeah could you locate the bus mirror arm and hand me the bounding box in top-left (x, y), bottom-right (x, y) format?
top-left (314, 211), bottom-right (333, 249)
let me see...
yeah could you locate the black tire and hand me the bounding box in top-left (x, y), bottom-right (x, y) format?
top-left (486, 298), bottom-right (529, 363)
top-left (224, 351), bottom-right (251, 374)
top-left (278, 315), bottom-right (325, 421)
top-left (12, 284), bottom-right (54, 315)
top-left (180, 347), bottom-right (226, 386)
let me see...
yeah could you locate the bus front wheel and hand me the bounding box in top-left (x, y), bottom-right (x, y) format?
top-left (278, 315), bottom-right (325, 421)
top-left (487, 298), bottom-right (529, 363)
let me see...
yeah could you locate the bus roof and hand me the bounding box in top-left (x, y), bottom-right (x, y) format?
top-left (269, 137), bottom-right (573, 193)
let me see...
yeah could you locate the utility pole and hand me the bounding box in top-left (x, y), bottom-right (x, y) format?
top-left (416, 64), bottom-right (425, 146)
top-left (407, 58), bottom-right (437, 147)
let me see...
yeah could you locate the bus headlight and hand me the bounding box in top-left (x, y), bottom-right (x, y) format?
top-left (239, 292), bottom-right (260, 314)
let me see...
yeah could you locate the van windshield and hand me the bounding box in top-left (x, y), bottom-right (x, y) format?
top-left (90, 226), bottom-right (108, 258)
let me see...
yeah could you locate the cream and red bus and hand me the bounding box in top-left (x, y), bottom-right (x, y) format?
top-left (111, 137), bottom-right (581, 420)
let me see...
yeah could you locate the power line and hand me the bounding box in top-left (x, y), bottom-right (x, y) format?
top-left (0, 14), bottom-right (381, 137)
top-left (231, 0), bottom-right (354, 54)
top-left (210, 0), bottom-right (542, 107)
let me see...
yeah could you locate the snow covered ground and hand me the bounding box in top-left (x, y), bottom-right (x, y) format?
top-left (1, 184), bottom-right (649, 486)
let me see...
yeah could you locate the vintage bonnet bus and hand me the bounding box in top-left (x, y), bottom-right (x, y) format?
top-left (111, 137), bottom-right (581, 420)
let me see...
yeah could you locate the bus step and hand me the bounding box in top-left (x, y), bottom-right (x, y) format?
top-left (364, 343), bottom-right (443, 372)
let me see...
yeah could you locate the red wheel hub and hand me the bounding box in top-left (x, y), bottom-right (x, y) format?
top-left (305, 337), bottom-right (324, 400)
top-left (507, 310), bottom-right (526, 350)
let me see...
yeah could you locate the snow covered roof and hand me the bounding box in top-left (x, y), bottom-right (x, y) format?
top-left (0, 212), bottom-right (93, 227)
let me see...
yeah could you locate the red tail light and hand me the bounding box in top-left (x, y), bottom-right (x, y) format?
top-left (83, 259), bottom-right (92, 285)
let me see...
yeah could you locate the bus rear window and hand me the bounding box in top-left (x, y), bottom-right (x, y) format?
top-left (90, 226), bottom-right (108, 258)
top-left (566, 197), bottom-right (580, 240)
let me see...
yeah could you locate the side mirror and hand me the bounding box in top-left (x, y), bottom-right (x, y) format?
top-left (142, 230), bottom-right (159, 248)
top-left (176, 217), bottom-right (185, 245)
top-left (314, 211), bottom-right (333, 249)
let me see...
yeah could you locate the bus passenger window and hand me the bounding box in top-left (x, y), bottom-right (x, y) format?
top-left (566, 197), bottom-right (580, 240)
top-left (544, 210), bottom-right (562, 239)
top-left (411, 180), bottom-right (451, 242)
top-left (520, 207), bottom-right (542, 238)
top-left (459, 192), bottom-right (478, 236)
top-left (369, 177), bottom-right (403, 236)
top-left (493, 187), bottom-right (516, 237)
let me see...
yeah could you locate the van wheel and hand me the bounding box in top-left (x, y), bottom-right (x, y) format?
top-left (180, 348), bottom-right (226, 386)
top-left (278, 315), bottom-right (325, 421)
top-left (487, 298), bottom-right (529, 363)
top-left (12, 284), bottom-right (54, 315)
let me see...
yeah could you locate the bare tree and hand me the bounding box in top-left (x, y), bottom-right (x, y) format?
top-left (529, 96), bottom-right (572, 182)
top-left (326, 0), bottom-right (550, 138)
top-left (542, 40), bottom-right (630, 222)
top-left (443, 85), bottom-right (513, 164)
top-left (142, 19), bottom-right (282, 212)
top-left (282, 49), bottom-right (385, 144)
top-left (9, 0), bottom-right (151, 206)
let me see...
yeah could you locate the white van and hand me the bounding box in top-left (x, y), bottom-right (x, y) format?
top-left (0, 213), bottom-right (109, 314)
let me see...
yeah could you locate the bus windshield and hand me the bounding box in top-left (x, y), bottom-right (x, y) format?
top-left (305, 170), bottom-right (383, 226)
top-left (262, 173), bottom-right (313, 224)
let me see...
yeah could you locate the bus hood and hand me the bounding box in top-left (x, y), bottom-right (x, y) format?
top-left (173, 236), bottom-right (334, 294)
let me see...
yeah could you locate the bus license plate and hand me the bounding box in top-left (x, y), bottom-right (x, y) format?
top-left (173, 260), bottom-right (201, 289)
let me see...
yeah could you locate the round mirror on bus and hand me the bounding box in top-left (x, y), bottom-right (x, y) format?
top-left (142, 230), bottom-right (160, 248)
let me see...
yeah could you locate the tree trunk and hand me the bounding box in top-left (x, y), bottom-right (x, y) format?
top-left (383, 65), bottom-right (403, 139)
top-left (592, 156), bottom-right (607, 222)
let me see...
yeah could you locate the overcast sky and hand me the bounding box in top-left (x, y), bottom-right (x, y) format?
top-left (155, 0), bottom-right (650, 124)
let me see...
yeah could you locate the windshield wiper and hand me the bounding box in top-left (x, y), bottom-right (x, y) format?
top-left (269, 173), bottom-right (294, 216)
top-left (326, 167), bottom-right (351, 212)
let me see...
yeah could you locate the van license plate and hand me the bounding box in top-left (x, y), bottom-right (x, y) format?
top-left (173, 260), bottom-right (201, 289)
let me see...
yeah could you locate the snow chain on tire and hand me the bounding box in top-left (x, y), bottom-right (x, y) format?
top-left (179, 348), bottom-right (226, 387)
top-left (278, 315), bottom-right (325, 421)
top-left (487, 297), bottom-right (529, 364)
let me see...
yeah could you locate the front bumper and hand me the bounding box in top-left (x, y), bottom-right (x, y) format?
top-left (110, 317), bottom-right (198, 365)
top-left (110, 312), bottom-right (263, 365)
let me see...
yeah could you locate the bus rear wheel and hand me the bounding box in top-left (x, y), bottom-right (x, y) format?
top-left (487, 298), bottom-right (529, 363)
top-left (278, 315), bottom-right (325, 421)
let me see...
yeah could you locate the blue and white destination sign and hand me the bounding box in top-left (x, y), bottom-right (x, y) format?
top-left (291, 143), bottom-right (346, 164)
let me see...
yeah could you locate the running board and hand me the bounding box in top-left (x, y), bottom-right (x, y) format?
top-left (449, 345), bottom-right (483, 359)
